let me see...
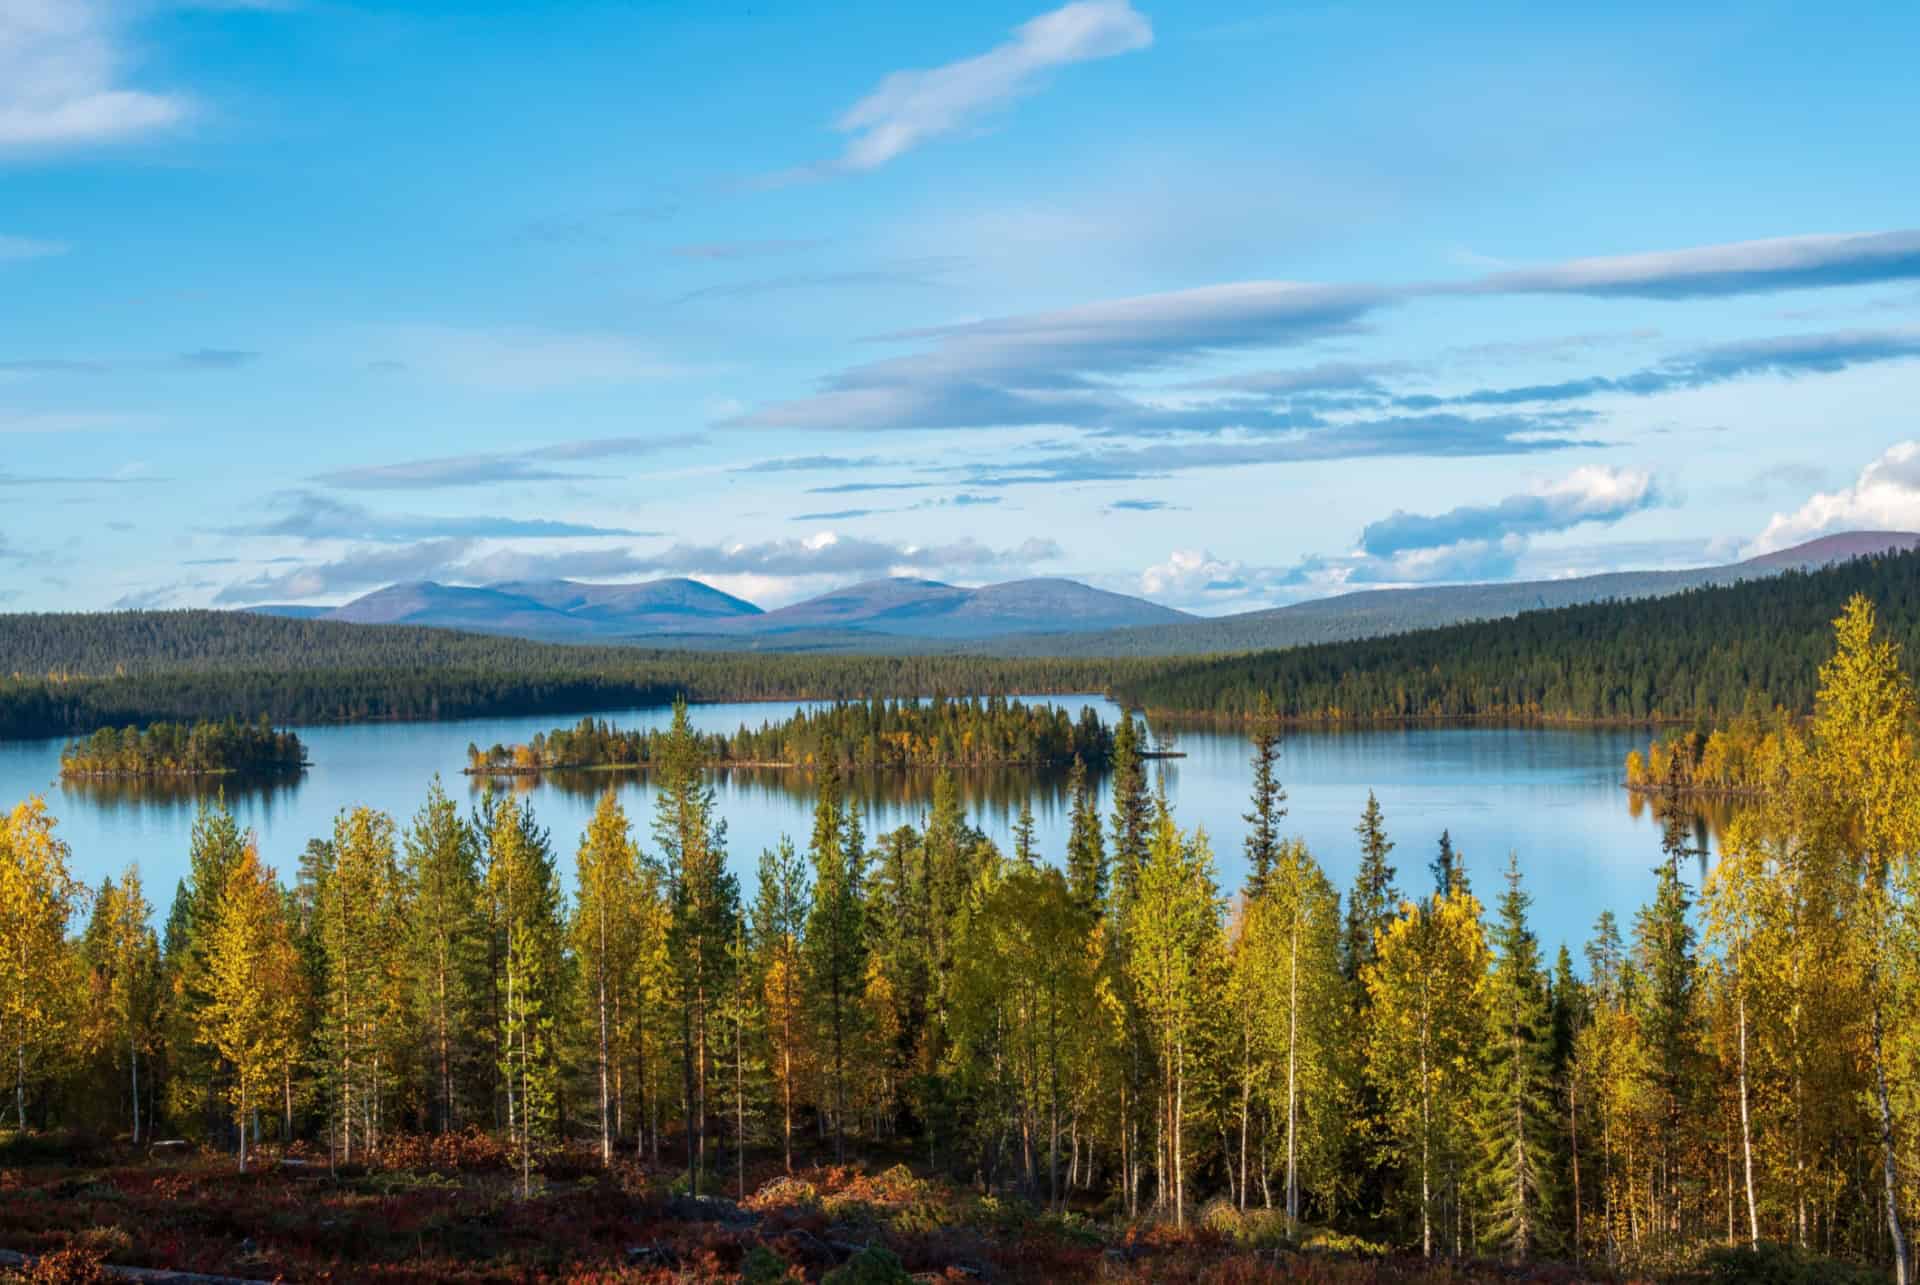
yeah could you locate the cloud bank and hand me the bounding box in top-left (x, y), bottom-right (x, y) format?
top-left (1750, 441), bottom-right (1920, 554)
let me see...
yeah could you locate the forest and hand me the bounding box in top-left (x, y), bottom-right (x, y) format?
top-left (0, 609), bottom-right (1149, 741)
top-left (465, 696), bottom-right (1119, 776)
top-left (1114, 548), bottom-right (1920, 723)
top-left (58, 718), bottom-right (307, 779)
top-left (1, 597), bottom-right (1917, 1282)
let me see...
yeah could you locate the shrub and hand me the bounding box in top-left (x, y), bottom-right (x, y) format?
top-left (1703, 1242), bottom-right (1886, 1285)
top-left (821, 1245), bottom-right (912, 1284)
top-left (739, 1244), bottom-right (795, 1284)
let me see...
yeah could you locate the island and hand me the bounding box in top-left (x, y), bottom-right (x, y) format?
top-left (59, 717), bottom-right (308, 780)
top-left (463, 696), bottom-right (1179, 775)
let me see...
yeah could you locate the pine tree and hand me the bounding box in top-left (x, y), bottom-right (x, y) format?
top-left (1242, 711), bottom-right (1286, 899)
top-left (80, 866), bottom-right (160, 1143)
top-left (1632, 857), bottom-right (1698, 1255)
top-left (654, 698), bottom-right (740, 1195)
top-left (1432, 831), bottom-right (1464, 898)
top-left (1108, 714), bottom-right (1152, 903)
top-left (401, 778), bottom-right (484, 1133)
top-left (486, 795), bottom-right (564, 1199)
top-left (805, 763), bottom-right (866, 1164)
top-left (573, 789), bottom-right (638, 1165)
top-left (318, 805), bottom-right (405, 1162)
top-left (753, 838), bottom-right (810, 1172)
top-left (1474, 853), bottom-right (1557, 1261)
top-left (1345, 792), bottom-right (1398, 979)
top-left (1012, 797), bottom-right (1037, 867)
top-left (168, 798), bottom-right (250, 1140)
top-left (1064, 757), bottom-right (1107, 915)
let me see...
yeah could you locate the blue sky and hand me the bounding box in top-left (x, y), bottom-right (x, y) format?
top-left (3, 0), bottom-right (1919, 614)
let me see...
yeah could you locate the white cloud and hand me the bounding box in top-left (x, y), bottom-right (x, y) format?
top-left (832, 1), bottom-right (1151, 172)
top-left (0, 0), bottom-right (190, 148)
top-left (1748, 441), bottom-right (1920, 554)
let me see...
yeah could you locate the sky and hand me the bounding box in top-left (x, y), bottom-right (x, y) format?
top-left (3, 0), bottom-right (1920, 616)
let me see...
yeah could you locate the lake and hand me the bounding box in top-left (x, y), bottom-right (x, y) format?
top-left (0, 697), bottom-right (1702, 957)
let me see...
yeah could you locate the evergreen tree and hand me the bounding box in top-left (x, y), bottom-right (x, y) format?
top-left (805, 763), bottom-right (866, 1164)
top-left (753, 838), bottom-right (810, 1172)
top-left (1064, 757), bottom-right (1107, 915)
top-left (1345, 792), bottom-right (1398, 980)
top-left (1242, 713), bottom-right (1286, 899)
top-left (573, 789), bottom-right (638, 1165)
top-left (486, 795), bottom-right (564, 1199)
top-left (400, 778), bottom-right (484, 1133)
top-left (1474, 854), bottom-right (1558, 1261)
top-left (654, 698), bottom-right (739, 1195)
top-left (1108, 713), bottom-right (1152, 903)
top-left (1012, 797), bottom-right (1037, 867)
top-left (318, 805), bottom-right (405, 1161)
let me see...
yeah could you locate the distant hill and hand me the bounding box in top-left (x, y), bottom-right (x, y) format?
top-left (980, 531), bottom-right (1920, 658)
top-left (280, 575), bottom-right (1188, 644)
top-left (269, 577), bottom-right (764, 641)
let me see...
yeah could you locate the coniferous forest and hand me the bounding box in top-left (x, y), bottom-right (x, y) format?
top-left (3, 598), bottom-right (1919, 1282)
top-left (465, 697), bottom-right (1119, 775)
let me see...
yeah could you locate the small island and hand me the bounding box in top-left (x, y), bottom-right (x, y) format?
top-left (464, 696), bottom-right (1174, 775)
top-left (60, 717), bottom-right (308, 780)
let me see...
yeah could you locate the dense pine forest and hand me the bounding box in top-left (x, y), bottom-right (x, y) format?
top-left (3, 597), bottom-right (1918, 1282)
top-left (0, 610), bottom-right (1149, 741)
top-left (465, 697), bottom-right (1120, 775)
top-left (1114, 548), bottom-right (1920, 722)
top-left (58, 718), bottom-right (307, 779)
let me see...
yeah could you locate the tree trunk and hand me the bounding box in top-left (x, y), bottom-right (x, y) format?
top-left (1870, 1002), bottom-right (1910, 1285)
top-left (1737, 985), bottom-right (1759, 1250)
top-left (130, 1037), bottom-right (141, 1145)
top-left (1286, 909), bottom-right (1300, 1231)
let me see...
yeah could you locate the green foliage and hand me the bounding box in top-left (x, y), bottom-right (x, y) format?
top-left (469, 695), bottom-right (1116, 773)
top-left (1702, 1242), bottom-right (1888, 1285)
top-left (1113, 548), bottom-right (1920, 721)
top-left (821, 1245), bottom-right (912, 1284)
top-left (59, 718), bottom-right (304, 778)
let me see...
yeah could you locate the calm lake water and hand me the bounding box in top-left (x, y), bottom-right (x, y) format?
top-left (0, 697), bottom-right (1702, 956)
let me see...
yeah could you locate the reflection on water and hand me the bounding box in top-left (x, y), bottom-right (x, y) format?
top-left (59, 772), bottom-right (305, 812)
top-left (0, 697), bottom-right (1726, 953)
top-left (476, 762), bottom-right (1088, 817)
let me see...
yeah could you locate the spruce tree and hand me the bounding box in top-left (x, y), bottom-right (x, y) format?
top-left (1108, 713), bottom-right (1152, 902)
top-left (1064, 757), bottom-right (1107, 914)
top-left (401, 778), bottom-right (484, 1133)
top-left (1345, 791), bottom-right (1399, 979)
top-left (1242, 715), bottom-right (1286, 899)
top-left (1474, 853), bottom-right (1557, 1262)
top-left (805, 763), bottom-right (866, 1163)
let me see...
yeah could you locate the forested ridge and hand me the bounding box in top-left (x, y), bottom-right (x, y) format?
top-left (4, 599), bottom-right (1918, 1281)
top-left (58, 718), bottom-right (307, 779)
top-left (1116, 548), bottom-right (1920, 722)
top-left (466, 696), bottom-right (1119, 775)
top-left (0, 609), bottom-right (1156, 740)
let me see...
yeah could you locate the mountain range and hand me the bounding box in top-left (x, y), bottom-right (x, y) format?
top-left (248, 531), bottom-right (1920, 654)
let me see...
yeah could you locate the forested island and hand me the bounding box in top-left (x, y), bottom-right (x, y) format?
top-left (464, 695), bottom-right (1128, 775)
top-left (3, 598), bottom-right (1917, 1284)
top-left (57, 717), bottom-right (307, 779)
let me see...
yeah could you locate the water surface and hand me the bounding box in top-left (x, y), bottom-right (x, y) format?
top-left (0, 698), bottom-right (1697, 956)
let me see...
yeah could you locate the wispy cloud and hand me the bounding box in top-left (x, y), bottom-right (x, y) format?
top-left (213, 538), bottom-right (479, 603)
top-left (1459, 230), bottom-right (1920, 300)
top-left (1749, 441), bottom-right (1920, 554)
top-left (674, 258), bottom-right (962, 305)
top-left (822, 0), bottom-right (1152, 175)
top-left (220, 491), bottom-right (657, 543)
top-left (737, 281), bottom-right (1390, 433)
top-left (0, 0), bottom-right (191, 148)
top-left (314, 435), bottom-right (703, 490)
top-left (1407, 329), bottom-right (1920, 408)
